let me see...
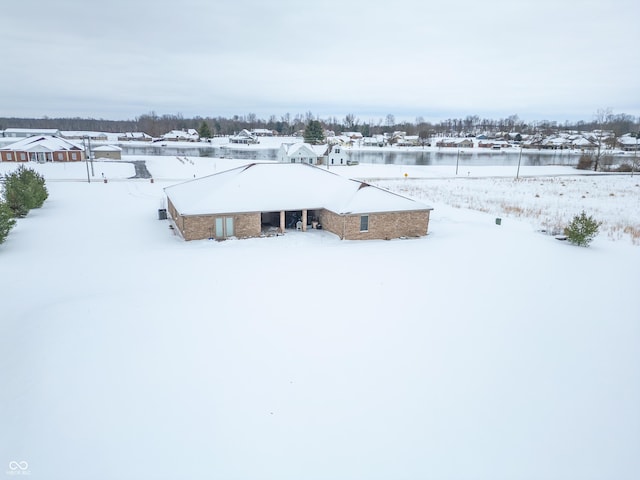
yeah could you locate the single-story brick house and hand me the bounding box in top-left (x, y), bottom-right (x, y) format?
top-left (164, 163), bottom-right (433, 241)
top-left (436, 138), bottom-right (474, 148)
top-left (0, 135), bottom-right (84, 162)
top-left (92, 145), bottom-right (122, 160)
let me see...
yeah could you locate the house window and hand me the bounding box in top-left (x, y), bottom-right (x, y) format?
top-left (308, 158), bottom-right (313, 164)
top-left (6, 153), bottom-right (12, 160)
top-left (57, 152), bottom-right (64, 160)
top-left (215, 216), bottom-right (235, 238)
top-left (360, 215), bottom-right (369, 232)
top-left (71, 153), bottom-right (77, 160)
top-left (20, 153), bottom-right (26, 161)
top-left (335, 148), bottom-right (340, 154)
top-left (290, 158), bottom-right (295, 163)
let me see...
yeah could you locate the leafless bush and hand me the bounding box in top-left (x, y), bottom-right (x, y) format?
top-left (577, 154), bottom-right (593, 170)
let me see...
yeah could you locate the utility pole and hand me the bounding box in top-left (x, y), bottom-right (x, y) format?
top-left (87, 136), bottom-right (94, 177)
top-left (83, 138), bottom-right (90, 183)
top-left (633, 130), bottom-right (638, 177)
top-left (516, 145), bottom-right (523, 179)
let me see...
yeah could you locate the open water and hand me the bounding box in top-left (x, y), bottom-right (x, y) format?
top-left (119, 144), bottom-right (581, 167)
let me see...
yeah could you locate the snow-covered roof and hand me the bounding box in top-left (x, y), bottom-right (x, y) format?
top-left (281, 142), bottom-right (323, 158)
top-left (618, 135), bottom-right (638, 146)
top-left (164, 163), bottom-right (432, 216)
top-left (61, 131), bottom-right (108, 138)
top-left (234, 129), bottom-right (255, 137)
top-left (119, 132), bottom-right (152, 139)
top-left (0, 135), bottom-right (84, 152)
top-left (572, 137), bottom-right (595, 147)
top-left (162, 130), bottom-right (199, 140)
top-left (92, 145), bottom-right (122, 152)
top-left (3, 128), bottom-right (60, 136)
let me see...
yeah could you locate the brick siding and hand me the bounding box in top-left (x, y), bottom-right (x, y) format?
top-left (320, 208), bottom-right (430, 240)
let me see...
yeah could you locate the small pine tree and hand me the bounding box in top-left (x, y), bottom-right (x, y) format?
top-left (0, 201), bottom-right (16, 244)
top-left (3, 165), bottom-right (48, 217)
top-left (303, 120), bottom-right (325, 145)
top-left (3, 171), bottom-right (30, 217)
top-left (198, 121), bottom-right (212, 139)
top-left (19, 165), bottom-right (48, 209)
top-left (564, 211), bottom-right (600, 247)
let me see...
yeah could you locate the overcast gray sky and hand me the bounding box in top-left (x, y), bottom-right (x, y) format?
top-left (2, 0), bottom-right (639, 123)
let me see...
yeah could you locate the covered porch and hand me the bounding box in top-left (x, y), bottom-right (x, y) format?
top-left (260, 208), bottom-right (323, 235)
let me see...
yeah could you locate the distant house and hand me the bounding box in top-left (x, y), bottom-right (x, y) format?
top-left (278, 143), bottom-right (328, 165)
top-left (0, 135), bottom-right (84, 162)
top-left (395, 135), bottom-right (420, 147)
top-left (572, 136), bottom-right (597, 150)
top-left (436, 138), bottom-right (473, 148)
top-left (342, 131), bottom-right (363, 140)
top-left (362, 135), bottom-right (386, 147)
top-left (617, 135), bottom-right (638, 152)
top-left (164, 163), bottom-right (433, 241)
top-left (328, 145), bottom-right (346, 166)
top-left (250, 128), bottom-right (275, 137)
top-left (522, 135), bottom-right (544, 149)
top-left (3, 128), bottom-right (61, 138)
top-left (117, 132), bottom-right (153, 142)
top-left (61, 131), bottom-right (109, 141)
top-left (541, 136), bottom-right (570, 150)
top-left (229, 129), bottom-right (259, 144)
top-left (92, 145), bottom-right (122, 160)
top-left (478, 140), bottom-right (509, 149)
top-left (162, 129), bottom-right (199, 142)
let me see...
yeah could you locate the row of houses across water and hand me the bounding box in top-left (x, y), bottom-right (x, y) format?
top-left (2, 126), bottom-right (638, 152)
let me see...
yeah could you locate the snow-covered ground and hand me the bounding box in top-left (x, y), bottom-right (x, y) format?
top-left (1, 157), bottom-right (639, 480)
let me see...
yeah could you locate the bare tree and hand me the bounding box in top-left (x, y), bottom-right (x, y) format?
top-left (591, 108), bottom-right (613, 171)
top-left (343, 113), bottom-right (358, 130)
top-left (385, 114), bottom-right (395, 130)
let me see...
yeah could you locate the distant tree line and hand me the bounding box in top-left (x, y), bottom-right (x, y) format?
top-left (1, 109), bottom-right (638, 139)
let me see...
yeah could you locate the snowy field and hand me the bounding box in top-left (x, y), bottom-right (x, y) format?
top-left (1, 157), bottom-right (639, 480)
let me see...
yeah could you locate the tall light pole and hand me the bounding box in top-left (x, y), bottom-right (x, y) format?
top-left (516, 145), bottom-right (523, 180)
top-left (86, 135), bottom-right (94, 177)
top-left (83, 137), bottom-right (90, 183)
top-left (633, 129), bottom-right (638, 177)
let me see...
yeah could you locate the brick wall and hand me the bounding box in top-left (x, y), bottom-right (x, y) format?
top-left (93, 151), bottom-right (122, 160)
top-left (0, 151), bottom-right (26, 161)
top-left (320, 208), bottom-right (430, 240)
top-left (166, 199), bottom-right (431, 242)
top-left (167, 200), bottom-right (261, 241)
top-left (0, 150), bottom-right (82, 162)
